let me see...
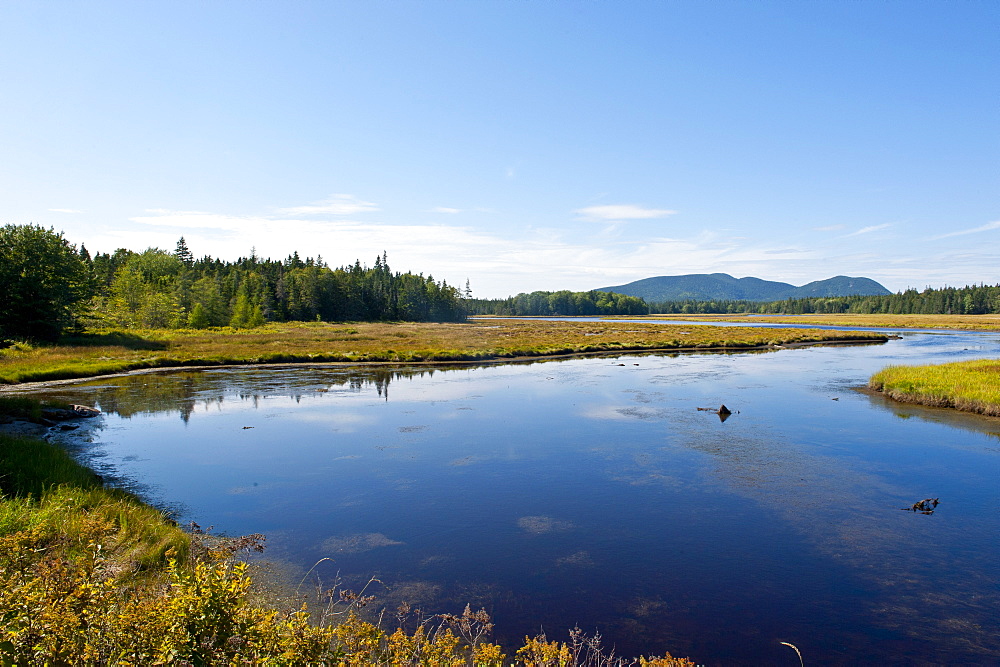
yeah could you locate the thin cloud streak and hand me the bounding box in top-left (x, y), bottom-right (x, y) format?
top-left (574, 204), bottom-right (678, 222)
top-left (48, 208), bottom-right (81, 214)
top-left (840, 223), bottom-right (891, 238)
top-left (929, 220), bottom-right (1000, 240)
top-left (276, 194), bottom-right (379, 216)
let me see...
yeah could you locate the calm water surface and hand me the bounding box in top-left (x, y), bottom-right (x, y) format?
top-left (34, 328), bottom-right (1000, 665)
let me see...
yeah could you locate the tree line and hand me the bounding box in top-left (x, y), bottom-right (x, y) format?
top-left (648, 285), bottom-right (1000, 316)
top-left (0, 224), bottom-right (466, 341)
top-left (465, 290), bottom-right (649, 317)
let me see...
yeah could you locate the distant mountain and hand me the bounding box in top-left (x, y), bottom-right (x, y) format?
top-left (596, 274), bottom-right (891, 303)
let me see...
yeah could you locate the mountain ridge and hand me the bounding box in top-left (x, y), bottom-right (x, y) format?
top-left (596, 273), bottom-right (892, 302)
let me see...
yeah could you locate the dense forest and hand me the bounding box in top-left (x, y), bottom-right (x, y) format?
top-left (465, 290), bottom-right (649, 317)
top-left (87, 239), bottom-right (468, 329)
top-left (648, 285), bottom-right (1000, 315)
top-left (0, 224), bottom-right (467, 340)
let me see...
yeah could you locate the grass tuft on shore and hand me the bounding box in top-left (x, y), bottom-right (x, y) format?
top-left (0, 433), bottom-right (191, 570)
top-left (869, 358), bottom-right (1000, 416)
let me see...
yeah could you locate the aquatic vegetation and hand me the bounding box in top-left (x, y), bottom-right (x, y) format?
top-left (869, 358), bottom-right (1000, 416)
top-left (517, 515), bottom-right (574, 534)
top-left (322, 532), bottom-right (405, 554)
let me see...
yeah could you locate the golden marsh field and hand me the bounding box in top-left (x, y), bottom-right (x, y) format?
top-left (0, 319), bottom-right (886, 386)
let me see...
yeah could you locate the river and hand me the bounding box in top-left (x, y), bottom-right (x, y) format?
top-left (31, 325), bottom-right (1000, 665)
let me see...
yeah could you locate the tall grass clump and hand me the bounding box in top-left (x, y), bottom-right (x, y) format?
top-left (0, 434), bottom-right (103, 497)
top-left (0, 396), bottom-right (44, 421)
top-left (0, 434), bottom-right (190, 568)
top-left (869, 358), bottom-right (1000, 416)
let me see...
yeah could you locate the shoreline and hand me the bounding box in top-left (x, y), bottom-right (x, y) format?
top-left (1, 335), bottom-right (887, 392)
top-left (867, 385), bottom-right (1000, 419)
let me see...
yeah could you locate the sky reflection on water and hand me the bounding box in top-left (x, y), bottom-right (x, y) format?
top-left (36, 330), bottom-right (1000, 665)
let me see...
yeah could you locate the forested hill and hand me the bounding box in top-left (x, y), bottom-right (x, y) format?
top-left (597, 273), bottom-right (891, 302)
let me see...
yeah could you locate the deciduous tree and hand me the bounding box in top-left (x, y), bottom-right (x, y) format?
top-left (0, 224), bottom-right (91, 340)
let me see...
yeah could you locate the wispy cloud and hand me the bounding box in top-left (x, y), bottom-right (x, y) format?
top-left (763, 248), bottom-right (808, 255)
top-left (929, 220), bottom-right (1000, 240)
top-left (574, 204), bottom-right (678, 222)
top-left (48, 208), bottom-right (81, 214)
top-left (429, 207), bottom-right (461, 214)
top-left (276, 194), bottom-right (379, 216)
top-left (126, 207), bottom-right (793, 296)
top-left (115, 199), bottom-right (993, 299)
top-left (840, 223), bottom-right (890, 238)
top-left (813, 224), bottom-right (844, 232)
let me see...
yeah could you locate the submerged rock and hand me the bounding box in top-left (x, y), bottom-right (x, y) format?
top-left (0, 420), bottom-right (49, 437)
top-left (39, 405), bottom-right (101, 421)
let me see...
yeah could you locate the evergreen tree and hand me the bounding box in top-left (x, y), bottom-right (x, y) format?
top-left (187, 302), bottom-right (211, 329)
top-left (174, 237), bottom-right (194, 267)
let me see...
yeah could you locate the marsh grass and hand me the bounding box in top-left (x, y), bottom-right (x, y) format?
top-left (0, 433), bottom-right (102, 496)
top-left (0, 320), bottom-right (886, 385)
top-left (869, 358), bottom-right (1000, 416)
top-left (0, 396), bottom-right (45, 421)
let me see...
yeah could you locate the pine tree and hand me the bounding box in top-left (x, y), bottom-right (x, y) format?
top-left (174, 237), bottom-right (194, 267)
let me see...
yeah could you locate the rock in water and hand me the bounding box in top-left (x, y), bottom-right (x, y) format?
top-left (903, 498), bottom-right (940, 513)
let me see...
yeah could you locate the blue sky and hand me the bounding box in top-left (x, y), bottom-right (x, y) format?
top-left (2, 1), bottom-right (996, 298)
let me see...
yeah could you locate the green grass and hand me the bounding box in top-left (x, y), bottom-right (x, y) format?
top-left (869, 358), bottom-right (1000, 416)
top-left (0, 433), bottom-right (103, 497)
top-left (0, 432), bottom-right (190, 570)
top-left (0, 396), bottom-right (45, 421)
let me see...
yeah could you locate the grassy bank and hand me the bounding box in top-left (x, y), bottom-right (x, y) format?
top-left (0, 320), bottom-right (887, 385)
top-left (869, 359), bottom-right (1000, 417)
top-left (0, 400), bottom-right (695, 665)
top-left (617, 313), bottom-right (1000, 331)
